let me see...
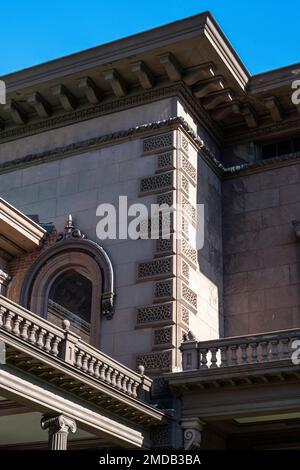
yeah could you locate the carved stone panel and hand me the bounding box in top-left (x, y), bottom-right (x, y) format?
top-left (143, 132), bottom-right (174, 153)
top-left (137, 256), bottom-right (174, 281)
top-left (136, 302), bottom-right (174, 326)
top-left (136, 350), bottom-right (172, 372)
top-left (140, 171), bottom-right (174, 195)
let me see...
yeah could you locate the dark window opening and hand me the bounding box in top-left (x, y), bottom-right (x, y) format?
top-left (47, 269), bottom-right (92, 339)
top-left (262, 137), bottom-right (300, 159)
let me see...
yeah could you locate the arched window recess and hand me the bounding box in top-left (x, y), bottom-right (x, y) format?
top-left (20, 215), bottom-right (115, 346)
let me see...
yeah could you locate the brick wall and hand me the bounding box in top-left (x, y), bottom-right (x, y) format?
top-left (223, 163), bottom-right (300, 336)
top-left (6, 229), bottom-right (57, 305)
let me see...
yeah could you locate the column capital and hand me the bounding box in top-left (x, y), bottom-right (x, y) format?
top-left (41, 414), bottom-right (77, 450)
top-left (181, 417), bottom-right (204, 450)
top-left (41, 414), bottom-right (77, 434)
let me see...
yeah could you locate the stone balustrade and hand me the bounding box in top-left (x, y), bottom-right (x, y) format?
top-left (73, 342), bottom-right (142, 398)
top-left (181, 329), bottom-right (300, 371)
top-left (0, 295), bottom-right (148, 399)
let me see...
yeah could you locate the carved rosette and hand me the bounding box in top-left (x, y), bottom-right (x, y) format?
top-left (41, 414), bottom-right (77, 450)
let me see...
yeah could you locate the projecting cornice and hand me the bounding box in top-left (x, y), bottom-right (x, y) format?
top-left (0, 198), bottom-right (46, 257)
top-left (0, 12), bottom-right (299, 145)
top-left (2, 13), bottom-right (249, 92)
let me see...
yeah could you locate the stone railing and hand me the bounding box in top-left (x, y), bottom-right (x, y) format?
top-left (181, 329), bottom-right (300, 371)
top-left (0, 295), bottom-right (150, 399)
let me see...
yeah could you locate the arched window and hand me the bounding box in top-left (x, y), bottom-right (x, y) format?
top-left (20, 220), bottom-right (115, 347)
top-left (47, 269), bottom-right (92, 342)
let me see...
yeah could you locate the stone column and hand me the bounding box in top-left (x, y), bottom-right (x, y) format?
top-left (181, 417), bottom-right (204, 450)
top-left (41, 415), bottom-right (77, 450)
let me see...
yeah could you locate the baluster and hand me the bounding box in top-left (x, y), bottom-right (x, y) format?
top-left (106, 366), bottom-right (113, 384)
top-left (52, 336), bottom-right (60, 356)
top-left (20, 320), bottom-right (30, 340)
top-left (281, 338), bottom-right (290, 359)
top-left (199, 348), bottom-right (208, 369)
top-left (28, 324), bottom-right (38, 344)
top-left (100, 363), bottom-right (108, 381)
top-left (88, 357), bottom-right (96, 375)
top-left (44, 332), bottom-right (54, 353)
top-left (94, 360), bottom-right (101, 378)
top-left (240, 343), bottom-right (248, 364)
top-left (220, 346), bottom-right (228, 368)
top-left (127, 378), bottom-right (134, 395)
top-left (122, 376), bottom-right (129, 393)
top-left (111, 369), bottom-right (117, 387)
top-left (210, 347), bottom-right (218, 369)
top-left (3, 311), bottom-right (13, 331)
top-left (75, 350), bottom-right (84, 369)
top-left (82, 353), bottom-right (90, 372)
top-left (131, 381), bottom-right (139, 398)
top-left (230, 345), bottom-right (238, 366)
top-left (116, 373), bottom-right (123, 390)
top-left (271, 339), bottom-right (279, 361)
top-left (0, 307), bottom-right (6, 327)
top-left (249, 342), bottom-right (258, 363)
top-left (12, 315), bottom-right (22, 336)
top-left (37, 328), bottom-right (46, 349)
top-left (260, 341), bottom-right (269, 363)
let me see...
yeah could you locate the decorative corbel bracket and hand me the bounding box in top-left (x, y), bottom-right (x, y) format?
top-left (101, 291), bottom-right (115, 319)
top-left (181, 417), bottom-right (204, 450)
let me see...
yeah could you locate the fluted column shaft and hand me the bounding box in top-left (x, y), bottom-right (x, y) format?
top-left (41, 414), bottom-right (77, 450)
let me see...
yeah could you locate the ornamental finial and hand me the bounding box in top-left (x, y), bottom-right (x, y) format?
top-left (56, 214), bottom-right (86, 242)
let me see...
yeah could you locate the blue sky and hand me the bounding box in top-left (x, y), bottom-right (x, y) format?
top-left (0, 0), bottom-right (299, 76)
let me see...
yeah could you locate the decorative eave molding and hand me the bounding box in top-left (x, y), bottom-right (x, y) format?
top-left (0, 116), bottom-right (209, 174)
top-left (0, 82), bottom-right (223, 146)
top-left (0, 84), bottom-right (180, 144)
top-left (1, 114), bottom-right (299, 180)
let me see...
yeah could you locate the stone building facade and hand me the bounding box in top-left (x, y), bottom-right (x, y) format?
top-left (0, 12), bottom-right (300, 449)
